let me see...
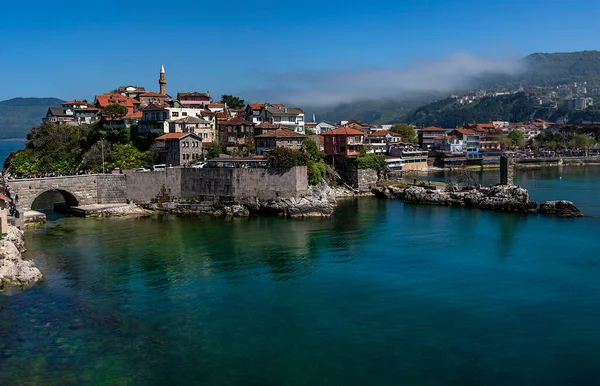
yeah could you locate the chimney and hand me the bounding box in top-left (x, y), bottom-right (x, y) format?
top-left (284, 108), bottom-right (288, 113)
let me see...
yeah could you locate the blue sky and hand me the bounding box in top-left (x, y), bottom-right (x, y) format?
top-left (1, 0), bottom-right (599, 105)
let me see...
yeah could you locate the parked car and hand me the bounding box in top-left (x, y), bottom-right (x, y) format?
top-left (191, 162), bottom-right (207, 169)
top-left (135, 167), bottom-right (150, 172)
top-left (152, 164), bottom-right (167, 171)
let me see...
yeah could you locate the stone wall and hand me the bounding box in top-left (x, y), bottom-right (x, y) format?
top-left (500, 155), bottom-right (514, 185)
top-left (124, 166), bottom-right (308, 204)
top-left (356, 169), bottom-right (379, 192)
top-left (97, 175), bottom-right (128, 204)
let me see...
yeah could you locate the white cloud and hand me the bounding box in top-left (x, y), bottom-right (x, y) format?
top-left (244, 52), bottom-right (523, 106)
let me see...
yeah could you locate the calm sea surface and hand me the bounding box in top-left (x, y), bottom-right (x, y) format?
top-left (1, 166), bottom-right (600, 385)
top-left (0, 140), bottom-right (25, 168)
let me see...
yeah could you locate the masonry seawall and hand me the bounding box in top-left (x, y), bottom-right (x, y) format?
top-left (124, 166), bottom-right (308, 204)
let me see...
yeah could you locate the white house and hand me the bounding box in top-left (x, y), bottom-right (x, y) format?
top-left (258, 105), bottom-right (305, 134)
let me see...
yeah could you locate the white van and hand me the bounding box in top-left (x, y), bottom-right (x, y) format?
top-left (152, 164), bottom-right (167, 171)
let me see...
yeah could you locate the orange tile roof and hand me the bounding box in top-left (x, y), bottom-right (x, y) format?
top-left (215, 110), bottom-right (230, 119)
top-left (63, 99), bottom-right (87, 105)
top-left (139, 92), bottom-right (167, 97)
top-left (368, 129), bottom-right (391, 137)
top-left (124, 111), bottom-right (143, 119)
top-left (248, 103), bottom-right (265, 110)
top-left (451, 128), bottom-right (477, 136)
top-left (321, 126), bottom-right (365, 136)
top-left (209, 102), bottom-right (225, 107)
top-left (256, 122), bottom-right (286, 129)
top-left (255, 129), bottom-right (307, 138)
top-left (95, 93), bottom-right (136, 108)
top-left (156, 133), bottom-right (196, 140)
top-left (271, 103), bottom-right (285, 109)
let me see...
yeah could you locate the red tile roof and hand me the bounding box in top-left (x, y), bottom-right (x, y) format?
top-left (256, 122), bottom-right (286, 129)
top-left (451, 128), bottom-right (477, 136)
top-left (255, 129), bottom-right (307, 138)
top-left (124, 111), bottom-right (143, 119)
top-left (63, 100), bottom-right (87, 105)
top-left (248, 103), bottom-right (265, 110)
top-left (139, 92), bottom-right (167, 97)
top-left (215, 110), bottom-right (230, 119)
top-left (209, 102), bottom-right (225, 107)
top-left (321, 126), bottom-right (365, 136)
top-left (220, 117), bottom-right (254, 126)
top-left (95, 93), bottom-right (136, 108)
top-left (368, 129), bottom-right (391, 137)
top-left (156, 133), bottom-right (198, 140)
top-left (0, 193), bottom-right (10, 202)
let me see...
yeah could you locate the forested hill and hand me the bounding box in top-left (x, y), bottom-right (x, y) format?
top-left (316, 50), bottom-right (600, 124)
top-left (402, 92), bottom-right (600, 128)
top-left (0, 97), bottom-right (64, 139)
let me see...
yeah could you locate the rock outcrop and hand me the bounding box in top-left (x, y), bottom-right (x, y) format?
top-left (259, 182), bottom-right (337, 217)
top-left (382, 184), bottom-right (539, 214)
top-left (146, 182), bottom-right (337, 218)
top-left (0, 225), bottom-right (42, 287)
top-left (538, 200), bottom-right (584, 217)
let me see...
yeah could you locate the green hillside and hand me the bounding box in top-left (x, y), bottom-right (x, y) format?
top-left (0, 97), bottom-right (64, 139)
top-left (317, 50), bottom-right (600, 125)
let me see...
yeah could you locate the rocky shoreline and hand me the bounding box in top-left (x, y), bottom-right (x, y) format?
top-left (0, 225), bottom-right (42, 288)
top-left (373, 184), bottom-right (583, 217)
top-left (143, 182), bottom-right (339, 218)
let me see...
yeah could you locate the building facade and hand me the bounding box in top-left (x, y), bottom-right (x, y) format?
top-left (155, 132), bottom-right (203, 166)
top-left (255, 129), bottom-right (306, 155)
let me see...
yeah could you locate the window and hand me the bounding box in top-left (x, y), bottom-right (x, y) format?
top-left (162, 112), bottom-right (167, 120)
top-left (287, 139), bottom-right (292, 145)
top-left (355, 136), bottom-right (362, 142)
top-left (182, 112), bottom-right (187, 116)
top-left (172, 112), bottom-right (179, 117)
top-left (298, 116), bottom-right (304, 121)
top-left (228, 136), bottom-right (236, 143)
top-left (151, 112), bottom-right (156, 120)
top-left (325, 137), bottom-right (330, 143)
top-left (340, 146), bottom-right (346, 153)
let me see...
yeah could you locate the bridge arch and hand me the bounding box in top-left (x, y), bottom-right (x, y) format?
top-left (30, 189), bottom-right (81, 211)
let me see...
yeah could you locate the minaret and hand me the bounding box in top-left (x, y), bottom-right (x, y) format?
top-left (159, 65), bottom-right (167, 95)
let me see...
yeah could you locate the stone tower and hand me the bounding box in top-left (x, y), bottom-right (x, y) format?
top-left (500, 155), bottom-right (514, 186)
top-left (159, 65), bottom-right (167, 95)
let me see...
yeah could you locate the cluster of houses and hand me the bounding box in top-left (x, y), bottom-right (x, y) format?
top-left (41, 65), bottom-right (596, 171)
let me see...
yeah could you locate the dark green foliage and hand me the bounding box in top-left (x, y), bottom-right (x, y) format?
top-left (220, 94), bottom-right (245, 109)
top-left (4, 120), bottom-right (155, 175)
top-left (390, 124), bottom-right (417, 143)
top-left (508, 130), bottom-right (525, 148)
top-left (356, 153), bottom-right (386, 171)
top-left (266, 147), bottom-right (309, 168)
top-left (101, 104), bottom-right (128, 121)
top-left (303, 138), bottom-right (325, 161)
top-left (205, 143), bottom-right (224, 159)
top-left (307, 161), bottom-right (326, 185)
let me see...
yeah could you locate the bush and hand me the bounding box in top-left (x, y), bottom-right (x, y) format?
top-left (356, 154), bottom-right (386, 171)
top-left (266, 147), bottom-right (309, 168)
top-left (307, 161), bottom-right (326, 185)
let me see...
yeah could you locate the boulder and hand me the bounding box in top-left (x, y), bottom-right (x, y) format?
top-left (0, 225), bottom-right (42, 286)
top-left (538, 200), bottom-right (583, 217)
top-left (403, 186), bottom-right (464, 206)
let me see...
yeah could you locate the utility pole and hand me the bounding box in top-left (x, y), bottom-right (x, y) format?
top-left (101, 138), bottom-right (105, 174)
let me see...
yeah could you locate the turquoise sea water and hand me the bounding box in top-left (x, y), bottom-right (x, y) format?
top-left (0, 140), bottom-right (25, 168)
top-left (1, 166), bottom-right (600, 384)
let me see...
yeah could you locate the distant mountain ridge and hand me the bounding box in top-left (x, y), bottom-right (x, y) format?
top-left (0, 97), bottom-right (64, 139)
top-left (316, 50), bottom-right (600, 125)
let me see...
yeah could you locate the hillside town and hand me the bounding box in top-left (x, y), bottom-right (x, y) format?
top-left (39, 65), bottom-right (600, 175)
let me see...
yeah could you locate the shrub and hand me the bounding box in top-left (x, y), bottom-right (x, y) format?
top-left (307, 161), bottom-right (326, 185)
top-left (356, 154), bottom-right (386, 171)
top-left (266, 147), bottom-right (309, 168)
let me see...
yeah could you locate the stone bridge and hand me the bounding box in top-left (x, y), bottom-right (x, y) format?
top-left (7, 174), bottom-right (128, 211)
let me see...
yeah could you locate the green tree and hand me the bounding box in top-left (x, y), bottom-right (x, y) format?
top-left (106, 144), bottom-right (149, 170)
top-left (205, 143), bottom-right (224, 159)
top-left (220, 94), bottom-right (245, 109)
top-left (356, 153), bottom-right (386, 171)
top-left (508, 130), bottom-right (525, 148)
top-left (101, 103), bottom-right (128, 122)
top-left (307, 160), bottom-right (326, 185)
top-left (266, 147), bottom-right (309, 168)
top-left (303, 138), bottom-right (325, 161)
top-left (390, 124), bottom-right (417, 143)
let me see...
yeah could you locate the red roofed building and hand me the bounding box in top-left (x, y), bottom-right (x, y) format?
top-left (255, 129), bottom-right (306, 155)
top-left (95, 93), bottom-right (139, 115)
top-left (177, 92), bottom-right (211, 108)
top-left (417, 126), bottom-right (448, 150)
top-left (62, 100), bottom-right (88, 109)
top-left (155, 132), bottom-right (203, 166)
top-left (322, 126), bottom-right (365, 158)
top-left (138, 91), bottom-right (169, 108)
top-left (218, 118), bottom-right (256, 148)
